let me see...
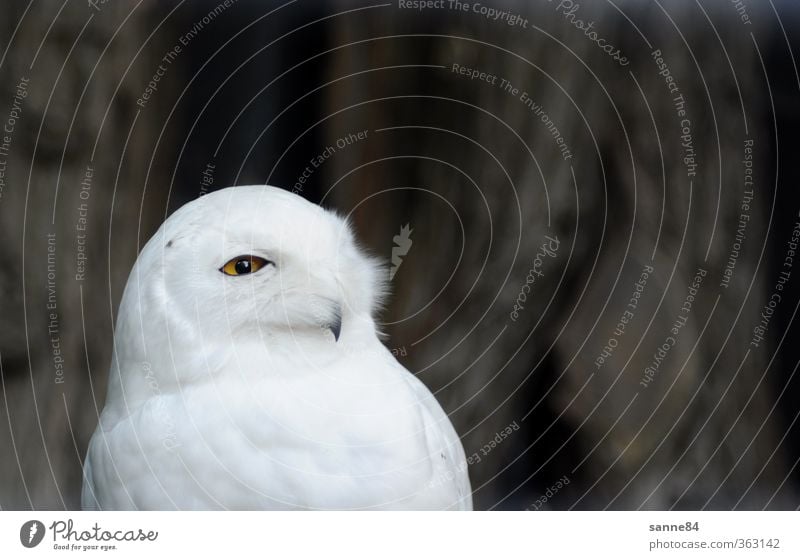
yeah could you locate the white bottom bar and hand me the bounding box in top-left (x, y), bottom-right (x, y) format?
top-left (1, 511), bottom-right (797, 559)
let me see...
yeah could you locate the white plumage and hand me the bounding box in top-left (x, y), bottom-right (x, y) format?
top-left (83, 185), bottom-right (472, 510)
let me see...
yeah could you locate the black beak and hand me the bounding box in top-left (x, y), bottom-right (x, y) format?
top-left (327, 306), bottom-right (342, 342)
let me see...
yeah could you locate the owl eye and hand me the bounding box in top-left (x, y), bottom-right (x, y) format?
top-left (220, 255), bottom-right (272, 276)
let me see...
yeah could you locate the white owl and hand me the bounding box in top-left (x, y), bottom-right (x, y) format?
top-left (82, 185), bottom-right (472, 510)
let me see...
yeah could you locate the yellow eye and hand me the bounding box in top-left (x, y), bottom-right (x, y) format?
top-left (220, 255), bottom-right (271, 276)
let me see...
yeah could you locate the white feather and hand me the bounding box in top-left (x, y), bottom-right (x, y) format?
top-left (83, 185), bottom-right (472, 510)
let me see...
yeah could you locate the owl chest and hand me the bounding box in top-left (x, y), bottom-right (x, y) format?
top-left (128, 379), bottom-right (432, 508)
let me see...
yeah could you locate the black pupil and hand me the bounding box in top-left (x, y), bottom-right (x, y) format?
top-left (234, 259), bottom-right (252, 274)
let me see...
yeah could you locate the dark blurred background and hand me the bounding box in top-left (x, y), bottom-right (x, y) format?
top-left (2, 0), bottom-right (800, 510)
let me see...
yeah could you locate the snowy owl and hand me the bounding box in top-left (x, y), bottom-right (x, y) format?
top-left (82, 185), bottom-right (472, 510)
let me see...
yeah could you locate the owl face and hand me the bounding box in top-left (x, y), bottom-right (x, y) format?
top-left (134, 187), bottom-right (354, 353)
